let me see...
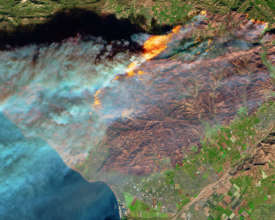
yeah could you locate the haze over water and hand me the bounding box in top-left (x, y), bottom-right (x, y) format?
top-left (0, 14), bottom-right (273, 215)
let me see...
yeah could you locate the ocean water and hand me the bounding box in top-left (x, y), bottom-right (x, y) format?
top-left (0, 33), bottom-right (149, 219)
top-left (0, 112), bottom-right (120, 220)
top-left (0, 34), bottom-right (149, 166)
top-left (0, 13), bottom-right (272, 218)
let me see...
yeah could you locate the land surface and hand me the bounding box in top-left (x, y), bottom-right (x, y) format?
top-left (0, 0), bottom-right (274, 36)
top-left (0, 113), bottom-right (120, 220)
top-left (0, 1), bottom-right (274, 220)
top-left (78, 12), bottom-right (275, 219)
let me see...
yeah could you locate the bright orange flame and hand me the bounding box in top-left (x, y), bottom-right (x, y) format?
top-left (143, 25), bottom-right (181, 60)
top-left (126, 61), bottom-right (138, 77)
top-left (171, 25), bottom-right (182, 34)
top-left (96, 25), bottom-right (182, 107)
top-left (249, 18), bottom-right (269, 31)
top-left (93, 90), bottom-right (102, 109)
top-left (200, 10), bottom-right (207, 16)
top-left (143, 35), bottom-right (170, 60)
top-left (125, 25), bottom-right (182, 77)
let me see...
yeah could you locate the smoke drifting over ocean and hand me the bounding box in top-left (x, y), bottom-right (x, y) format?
top-left (0, 33), bottom-right (150, 166)
top-left (0, 13), bottom-right (272, 178)
top-left (0, 12), bottom-right (274, 218)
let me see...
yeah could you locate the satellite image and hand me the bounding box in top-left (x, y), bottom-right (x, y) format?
top-left (0, 1), bottom-right (274, 219)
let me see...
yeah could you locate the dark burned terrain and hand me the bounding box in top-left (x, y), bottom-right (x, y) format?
top-left (89, 12), bottom-right (275, 176)
top-left (0, 6), bottom-right (274, 219)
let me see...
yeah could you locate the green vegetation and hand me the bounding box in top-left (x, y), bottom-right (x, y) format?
top-left (151, 0), bottom-right (192, 25)
top-left (234, 174), bottom-right (275, 220)
top-left (105, 0), bottom-right (275, 32)
top-left (1, 1), bottom-right (273, 219)
top-left (0, 0), bottom-right (274, 33)
top-left (0, 0), bottom-right (102, 31)
top-left (124, 100), bottom-right (274, 218)
top-left (205, 173), bottom-right (275, 220)
top-left (123, 192), bottom-right (169, 218)
top-left (196, 164), bottom-right (274, 219)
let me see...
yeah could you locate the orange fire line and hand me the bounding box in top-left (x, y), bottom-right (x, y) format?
top-left (92, 25), bottom-right (182, 110)
top-left (126, 25), bottom-right (182, 77)
top-left (93, 90), bottom-right (102, 109)
top-left (92, 11), bottom-right (269, 110)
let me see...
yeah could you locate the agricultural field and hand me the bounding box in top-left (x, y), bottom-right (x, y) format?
top-left (0, 1), bottom-right (274, 220)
